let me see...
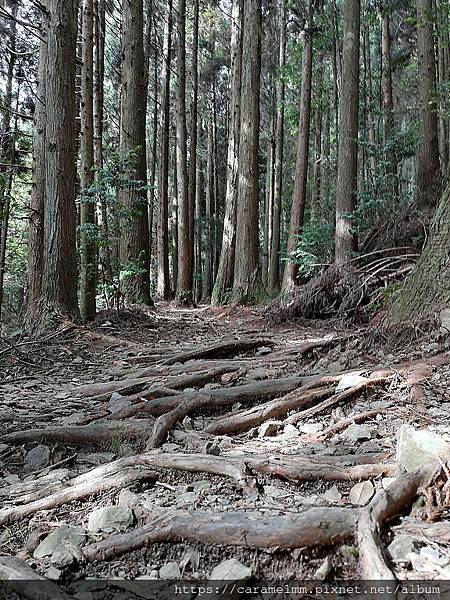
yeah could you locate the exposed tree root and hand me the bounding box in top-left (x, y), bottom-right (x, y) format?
top-left (82, 459), bottom-right (446, 582)
top-left (77, 366), bottom-right (239, 402)
top-left (203, 386), bottom-right (335, 436)
top-left (308, 407), bottom-right (394, 442)
top-left (83, 505), bottom-right (357, 562)
top-left (0, 419), bottom-right (155, 446)
top-left (112, 375), bottom-right (305, 419)
top-left (0, 458), bottom-right (158, 526)
top-left (0, 556), bottom-right (72, 600)
top-left (285, 377), bottom-right (389, 425)
top-left (158, 338), bottom-right (275, 366)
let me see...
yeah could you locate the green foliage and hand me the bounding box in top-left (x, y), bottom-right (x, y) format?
top-left (284, 223), bottom-right (334, 278)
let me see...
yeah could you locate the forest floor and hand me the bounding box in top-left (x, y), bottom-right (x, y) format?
top-left (1, 305), bottom-right (450, 598)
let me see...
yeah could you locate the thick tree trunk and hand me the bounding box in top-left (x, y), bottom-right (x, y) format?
top-left (385, 182), bottom-right (450, 323)
top-left (119, 0), bottom-right (151, 305)
top-left (156, 0), bottom-right (172, 299)
top-left (187, 0), bottom-right (199, 292)
top-left (24, 9), bottom-right (47, 327)
top-left (202, 118), bottom-right (214, 302)
top-left (282, 10), bottom-right (314, 291)
top-left (175, 0), bottom-right (192, 303)
top-left (232, 0), bottom-right (262, 304)
top-left (79, 0), bottom-right (96, 321)
top-left (41, 0), bottom-right (79, 322)
top-left (415, 0), bottom-right (441, 210)
top-left (212, 0), bottom-right (243, 305)
top-left (335, 0), bottom-right (360, 265)
top-left (268, 0), bottom-right (286, 294)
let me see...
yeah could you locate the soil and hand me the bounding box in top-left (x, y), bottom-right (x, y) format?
top-left (1, 303), bottom-right (450, 597)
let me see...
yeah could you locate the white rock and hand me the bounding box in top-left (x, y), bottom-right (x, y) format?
top-left (209, 558), bottom-right (252, 581)
top-left (283, 424), bottom-right (299, 438)
top-left (343, 424), bottom-right (374, 442)
top-left (299, 422), bottom-right (323, 434)
top-left (440, 309), bottom-right (450, 333)
top-left (396, 425), bottom-right (448, 475)
top-left (159, 561), bottom-right (181, 579)
top-left (87, 505), bottom-right (133, 533)
top-left (336, 373), bottom-right (368, 392)
top-left (349, 481), bottom-right (374, 506)
top-left (387, 535), bottom-right (416, 563)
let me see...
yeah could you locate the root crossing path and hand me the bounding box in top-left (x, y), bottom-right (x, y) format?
top-left (1, 305), bottom-right (450, 593)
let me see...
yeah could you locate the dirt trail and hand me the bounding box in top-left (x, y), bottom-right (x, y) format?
top-left (1, 305), bottom-right (450, 595)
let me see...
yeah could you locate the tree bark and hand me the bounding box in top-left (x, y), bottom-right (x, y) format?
top-left (118, 0), bottom-right (151, 305)
top-left (268, 0), bottom-right (286, 294)
top-left (24, 7), bottom-right (47, 327)
top-left (156, 0), bottom-right (172, 299)
top-left (282, 8), bottom-right (314, 291)
top-left (415, 0), bottom-right (441, 210)
top-left (335, 0), bottom-right (360, 265)
top-left (79, 0), bottom-right (96, 321)
top-left (41, 0), bottom-right (79, 322)
top-left (385, 182), bottom-right (450, 323)
top-left (233, 0), bottom-right (262, 304)
top-left (175, 0), bottom-right (192, 303)
top-left (212, 0), bottom-right (243, 305)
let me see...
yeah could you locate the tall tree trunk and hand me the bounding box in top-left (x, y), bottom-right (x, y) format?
top-left (119, 0), bottom-right (151, 305)
top-left (380, 3), bottom-right (398, 192)
top-left (268, 0), bottom-right (286, 294)
top-left (211, 0), bottom-right (243, 305)
top-left (40, 0), bottom-right (79, 322)
top-left (93, 0), bottom-right (110, 284)
top-left (80, 0), bottom-right (96, 321)
top-left (194, 155), bottom-right (203, 302)
top-left (232, 0), bottom-right (262, 304)
top-left (0, 0), bottom-right (18, 323)
top-left (437, 0), bottom-right (449, 173)
top-left (175, 0), bottom-right (192, 303)
top-left (282, 8), bottom-right (314, 291)
top-left (25, 6), bottom-right (47, 326)
top-left (415, 0), bottom-right (441, 210)
top-left (311, 53), bottom-right (324, 220)
top-left (156, 0), bottom-right (172, 299)
top-left (202, 117), bottom-right (214, 302)
top-left (335, 0), bottom-right (360, 265)
top-left (188, 0), bottom-right (199, 291)
top-left (363, 11), bottom-right (377, 188)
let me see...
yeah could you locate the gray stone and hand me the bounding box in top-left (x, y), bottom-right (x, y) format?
top-left (322, 485), bottom-right (342, 503)
top-left (25, 444), bottom-right (50, 470)
top-left (79, 452), bottom-right (116, 465)
top-left (34, 525), bottom-right (86, 565)
top-left (387, 535), bottom-right (416, 563)
top-left (159, 561), bottom-right (181, 579)
top-left (258, 421), bottom-right (280, 437)
top-left (336, 373), bottom-right (367, 392)
top-left (356, 440), bottom-right (382, 454)
top-left (209, 558), bottom-right (252, 581)
top-left (343, 424), bottom-right (374, 442)
top-left (396, 425), bottom-right (448, 475)
top-left (257, 346), bottom-right (272, 355)
top-left (440, 309), bottom-right (450, 333)
top-left (192, 480), bottom-right (211, 492)
top-left (182, 416), bottom-right (194, 430)
top-left (246, 369), bottom-right (272, 381)
top-left (45, 566), bottom-right (63, 581)
top-left (87, 505), bottom-right (133, 534)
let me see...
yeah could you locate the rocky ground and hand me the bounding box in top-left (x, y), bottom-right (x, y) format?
top-left (1, 305), bottom-right (450, 599)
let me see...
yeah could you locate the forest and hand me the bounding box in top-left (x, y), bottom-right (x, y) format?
top-left (1, 0), bottom-right (450, 593)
